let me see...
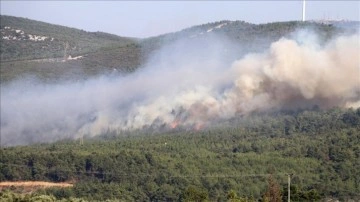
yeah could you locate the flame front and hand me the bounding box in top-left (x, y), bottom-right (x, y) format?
top-left (170, 120), bottom-right (181, 129)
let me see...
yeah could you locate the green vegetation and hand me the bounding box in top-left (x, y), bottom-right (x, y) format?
top-left (1, 16), bottom-right (359, 201)
top-left (0, 15), bottom-right (136, 61)
top-left (140, 20), bottom-right (340, 60)
top-left (1, 108), bottom-right (359, 201)
top-left (0, 15), bottom-right (142, 83)
top-left (1, 16), bottom-right (345, 84)
top-left (0, 43), bottom-right (143, 84)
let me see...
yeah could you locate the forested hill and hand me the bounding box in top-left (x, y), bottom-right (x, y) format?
top-left (1, 15), bottom-right (353, 84)
top-left (140, 20), bottom-right (340, 61)
top-left (2, 15), bottom-right (358, 64)
top-left (1, 108), bottom-right (359, 201)
top-left (0, 15), bottom-right (136, 61)
top-left (1, 14), bottom-right (359, 202)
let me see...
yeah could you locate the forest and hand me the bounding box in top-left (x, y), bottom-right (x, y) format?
top-left (1, 107), bottom-right (359, 201)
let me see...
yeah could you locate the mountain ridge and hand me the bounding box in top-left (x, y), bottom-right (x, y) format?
top-left (1, 15), bottom-right (357, 84)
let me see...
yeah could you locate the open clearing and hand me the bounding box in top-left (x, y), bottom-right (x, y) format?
top-left (0, 181), bottom-right (73, 189)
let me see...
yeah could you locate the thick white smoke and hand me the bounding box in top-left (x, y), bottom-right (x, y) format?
top-left (1, 31), bottom-right (359, 146)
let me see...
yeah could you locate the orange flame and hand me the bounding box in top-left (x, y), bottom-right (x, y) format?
top-left (170, 120), bottom-right (180, 129)
top-left (194, 123), bottom-right (205, 131)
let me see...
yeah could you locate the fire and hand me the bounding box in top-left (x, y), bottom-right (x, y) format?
top-left (170, 120), bottom-right (180, 129)
top-left (170, 118), bottom-right (205, 131)
top-left (194, 123), bottom-right (205, 131)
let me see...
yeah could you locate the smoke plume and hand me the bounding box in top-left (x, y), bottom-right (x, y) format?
top-left (1, 31), bottom-right (359, 146)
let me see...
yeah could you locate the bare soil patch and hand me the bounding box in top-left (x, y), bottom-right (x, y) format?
top-left (0, 181), bottom-right (73, 193)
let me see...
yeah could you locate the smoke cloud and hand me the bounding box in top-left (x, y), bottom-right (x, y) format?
top-left (1, 30), bottom-right (359, 146)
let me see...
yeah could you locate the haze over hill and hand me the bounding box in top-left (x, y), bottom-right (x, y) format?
top-left (1, 15), bottom-right (359, 146)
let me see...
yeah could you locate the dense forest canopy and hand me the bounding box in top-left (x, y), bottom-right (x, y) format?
top-left (1, 108), bottom-right (359, 201)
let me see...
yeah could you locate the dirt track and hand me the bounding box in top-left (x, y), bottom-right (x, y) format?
top-left (0, 181), bottom-right (73, 188)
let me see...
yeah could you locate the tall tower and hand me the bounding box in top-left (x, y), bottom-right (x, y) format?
top-left (302, 0), bottom-right (306, 22)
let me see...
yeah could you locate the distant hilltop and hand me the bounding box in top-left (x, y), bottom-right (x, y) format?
top-left (1, 15), bottom-right (358, 84)
top-left (309, 19), bottom-right (360, 26)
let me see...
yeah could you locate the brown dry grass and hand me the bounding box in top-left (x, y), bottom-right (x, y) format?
top-left (0, 181), bottom-right (73, 188)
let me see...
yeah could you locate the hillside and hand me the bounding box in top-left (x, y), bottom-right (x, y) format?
top-left (140, 20), bottom-right (341, 61)
top-left (1, 16), bottom-right (354, 84)
top-left (0, 15), bottom-right (143, 83)
top-left (1, 16), bottom-right (359, 201)
top-left (1, 108), bottom-right (359, 201)
top-left (0, 15), bottom-right (136, 61)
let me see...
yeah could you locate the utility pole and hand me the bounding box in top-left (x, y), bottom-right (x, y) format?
top-left (288, 174), bottom-right (292, 202)
top-left (63, 41), bottom-right (69, 61)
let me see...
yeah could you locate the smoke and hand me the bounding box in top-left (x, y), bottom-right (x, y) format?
top-left (1, 30), bottom-right (359, 146)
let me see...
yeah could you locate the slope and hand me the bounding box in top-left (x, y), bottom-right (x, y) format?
top-left (1, 16), bottom-right (354, 84)
top-left (0, 15), bottom-right (136, 61)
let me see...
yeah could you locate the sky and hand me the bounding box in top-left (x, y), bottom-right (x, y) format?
top-left (1, 1), bottom-right (359, 38)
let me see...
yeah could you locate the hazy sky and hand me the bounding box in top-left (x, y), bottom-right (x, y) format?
top-left (1, 1), bottom-right (359, 38)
